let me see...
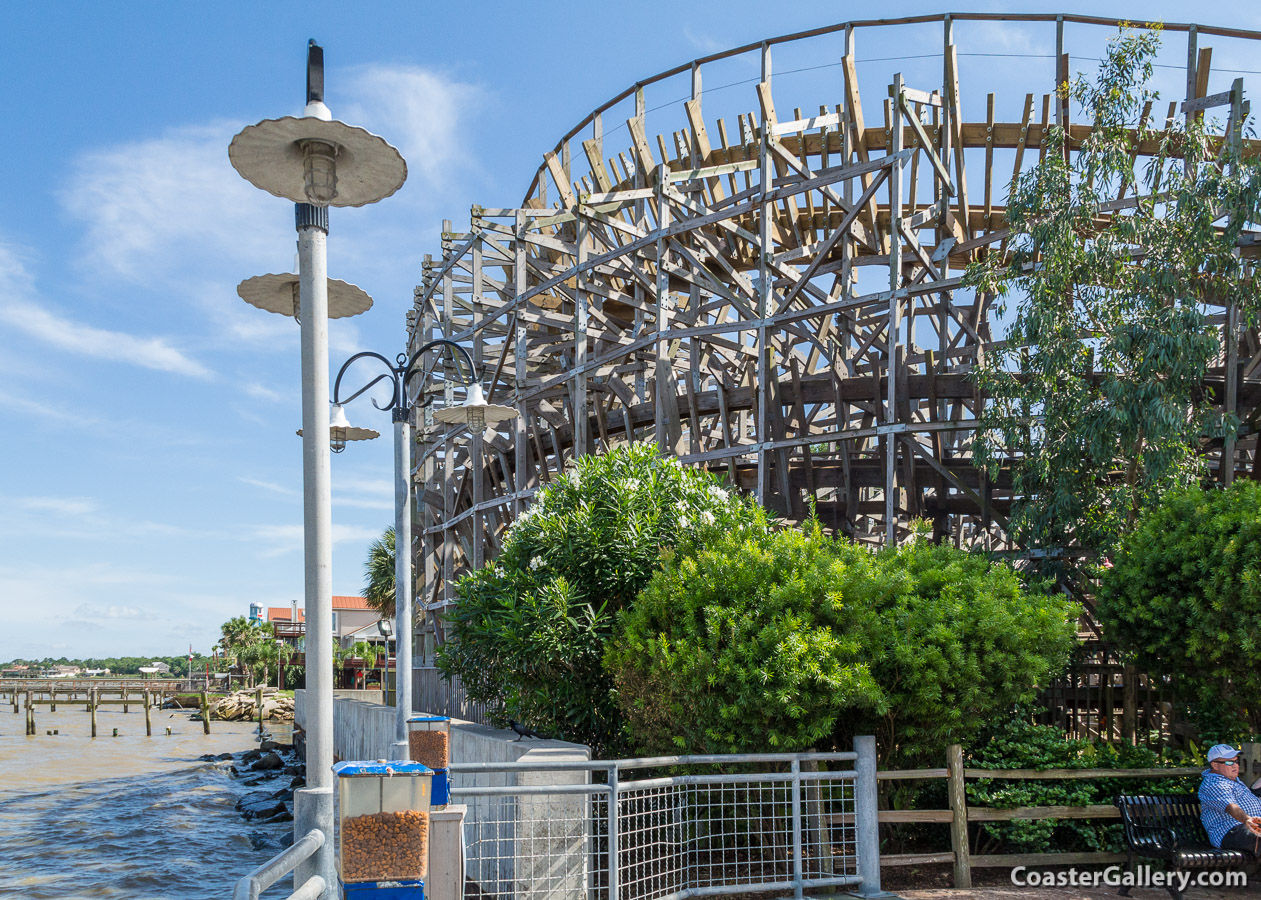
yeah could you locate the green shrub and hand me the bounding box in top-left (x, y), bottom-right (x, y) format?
top-left (436, 442), bottom-right (764, 755)
top-left (853, 540), bottom-right (1078, 768)
top-left (1097, 482), bottom-right (1261, 735)
top-left (607, 521), bottom-right (883, 754)
top-left (609, 523), bottom-right (1078, 767)
top-left (967, 715), bottom-right (1197, 854)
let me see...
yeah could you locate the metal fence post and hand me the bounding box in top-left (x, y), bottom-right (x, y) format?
top-left (851, 735), bottom-right (894, 898)
top-left (791, 758), bottom-right (804, 899)
top-left (608, 766), bottom-right (619, 900)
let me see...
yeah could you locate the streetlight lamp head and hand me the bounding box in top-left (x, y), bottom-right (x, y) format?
top-left (433, 379), bottom-right (518, 431)
top-left (297, 403), bottom-right (380, 450)
top-left (301, 139), bottom-right (339, 205)
top-left (329, 403), bottom-right (351, 453)
top-left (229, 115), bottom-right (407, 208)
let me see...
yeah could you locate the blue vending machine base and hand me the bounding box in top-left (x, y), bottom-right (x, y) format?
top-left (432, 768), bottom-right (449, 806)
top-left (341, 879), bottom-right (424, 899)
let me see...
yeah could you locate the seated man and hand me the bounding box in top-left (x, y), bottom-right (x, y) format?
top-left (1199, 744), bottom-right (1261, 854)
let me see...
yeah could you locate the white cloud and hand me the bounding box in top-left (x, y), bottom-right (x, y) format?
top-left (336, 476), bottom-right (393, 497)
top-left (334, 496), bottom-right (394, 511)
top-left (58, 121), bottom-right (286, 283)
top-left (238, 476), bottom-right (298, 497)
top-left (0, 296), bottom-right (213, 379)
top-left (0, 494), bottom-right (193, 542)
top-left (248, 523), bottom-right (380, 557)
top-left (339, 65), bottom-right (484, 190)
top-left (243, 382), bottom-right (286, 403)
top-left (0, 242), bottom-right (213, 379)
top-left (74, 603), bottom-right (146, 620)
top-left (16, 496), bottom-right (99, 517)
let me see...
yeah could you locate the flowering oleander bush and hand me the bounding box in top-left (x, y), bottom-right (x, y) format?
top-left (436, 441), bottom-right (766, 755)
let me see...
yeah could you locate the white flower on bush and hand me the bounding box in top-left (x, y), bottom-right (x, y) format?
top-left (699, 510), bottom-right (716, 526)
top-left (679, 516), bottom-right (692, 529)
top-left (708, 485), bottom-right (729, 502)
top-left (529, 556), bottom-right (543, 571)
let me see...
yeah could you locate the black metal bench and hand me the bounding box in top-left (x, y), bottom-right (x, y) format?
top-left (1115, 794), bottom-right (1255, 899)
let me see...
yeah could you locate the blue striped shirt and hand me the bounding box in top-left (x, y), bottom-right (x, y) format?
top-left (1199, 770), bottom-right (1261, 847)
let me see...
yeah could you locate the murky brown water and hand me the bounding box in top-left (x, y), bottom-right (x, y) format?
top-left (0, 702), bottom-right (297, 899)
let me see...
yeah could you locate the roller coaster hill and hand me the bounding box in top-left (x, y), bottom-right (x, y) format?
top-left (402, 14), bottom-right (1261, 620)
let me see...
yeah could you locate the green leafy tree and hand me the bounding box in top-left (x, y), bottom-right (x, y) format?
top-left (1097, 481), bottom-right (1261, 736)
top-left (237, 622), bottom-right (278, 687)
top-left (221, 616), bottom-right (273, 687)
top-left (364, 526), bottom-right (396, 618)
top-left (965, 27), bottom-right (1261, 568)
top-left (437, 441), bottom-right (763, 755)
top-left (610, 524), bottom-right (1077, 767)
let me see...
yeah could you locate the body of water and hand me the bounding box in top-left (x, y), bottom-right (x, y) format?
top-left (0, 701), bottom-right (297, 899)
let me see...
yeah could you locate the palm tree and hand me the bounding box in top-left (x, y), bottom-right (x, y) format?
top-left (221, 616), bottom-right (263, 687)
top-left (346, 639), bottom-right (378, 688)
top-left (364, 526), bottom-right (395, 617)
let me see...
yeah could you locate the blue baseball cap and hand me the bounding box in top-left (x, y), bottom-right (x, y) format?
top-left (1208, 744), bottom-right (1242, 763)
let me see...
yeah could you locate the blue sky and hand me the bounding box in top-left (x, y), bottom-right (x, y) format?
top-left (2, 0), bottom-right (1259, 660)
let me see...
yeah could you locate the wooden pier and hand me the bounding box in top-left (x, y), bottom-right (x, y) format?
top-left (0, 679), bottom-right (223, 737)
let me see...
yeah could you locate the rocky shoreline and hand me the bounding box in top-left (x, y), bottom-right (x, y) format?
top-left (171, 688), bottom-right (295, 722)
top-left (202, 736), bottom-right (306, 848)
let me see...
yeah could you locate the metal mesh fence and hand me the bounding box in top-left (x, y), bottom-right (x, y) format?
top-left (453, 754), bottom-right (861, 900)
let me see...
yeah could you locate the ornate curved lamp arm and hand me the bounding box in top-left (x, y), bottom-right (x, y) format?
top-left (332, 350), bottom-right (404, 411)
top-left (400, 339), bottom-right (481, 408)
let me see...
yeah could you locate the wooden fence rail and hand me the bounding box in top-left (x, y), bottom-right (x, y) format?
top-left (871, 743), bottom-right (1251, 888)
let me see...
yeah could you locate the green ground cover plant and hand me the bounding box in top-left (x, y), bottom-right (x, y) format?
top-left (966, 715), bottom-right (1197, 855)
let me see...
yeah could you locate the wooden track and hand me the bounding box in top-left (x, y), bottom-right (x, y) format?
top-left (404, 14), bottom-right (1261, 620)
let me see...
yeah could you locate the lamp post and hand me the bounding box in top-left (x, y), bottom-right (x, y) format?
top-left (229, 40), bottom-right (405, 900)
top-left (330, 339), bottom-right (516, 760)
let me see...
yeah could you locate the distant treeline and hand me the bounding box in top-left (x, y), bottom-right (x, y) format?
top-left (3, 654), bottom-right (209, 676)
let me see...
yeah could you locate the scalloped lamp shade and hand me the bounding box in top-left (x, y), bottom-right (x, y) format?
top-left (297, 404), bottom-right (379, 452)
top-left (229, 109), bottom-right (407, 208)
top-left (432, 382), bottom-right (518, 430)
top-left (236, 273), bottom-right (373, 319)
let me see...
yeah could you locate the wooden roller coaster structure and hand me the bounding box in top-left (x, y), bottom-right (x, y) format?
top-left (406, 13), bottom-right (1261, 622)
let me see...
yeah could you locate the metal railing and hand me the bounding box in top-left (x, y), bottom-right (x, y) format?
top-left (450, 738), bottom-right (883, 900)
top-left (232, 828), bottom-right (327, 900)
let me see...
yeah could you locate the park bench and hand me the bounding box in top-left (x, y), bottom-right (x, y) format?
top-left (1115, 794), bottom-right (1255, 899)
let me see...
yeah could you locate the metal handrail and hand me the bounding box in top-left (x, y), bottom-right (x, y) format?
top-left (232, 828), bottom-right (326, 900)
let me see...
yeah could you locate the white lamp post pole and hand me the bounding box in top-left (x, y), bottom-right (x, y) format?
top-left (230, 41), bottom-right (406, 900)
top-left (296, 199), bottom-right (336, 897)
top-left (391, 405), bottom-right (412, 761)
top-left (332, 343), bottom-right (516, 761)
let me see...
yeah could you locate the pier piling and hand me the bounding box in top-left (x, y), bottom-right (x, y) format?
top-left (90, 687), bottom-right (97, 738)
top-left (201, 690), bottom-right (210, 734)
top-left (25, 692), bottom-right (33, 735)
top-left (144, 689), bottom-right (152, 736)
top-left (255, 687), bottom-right (263, 735)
